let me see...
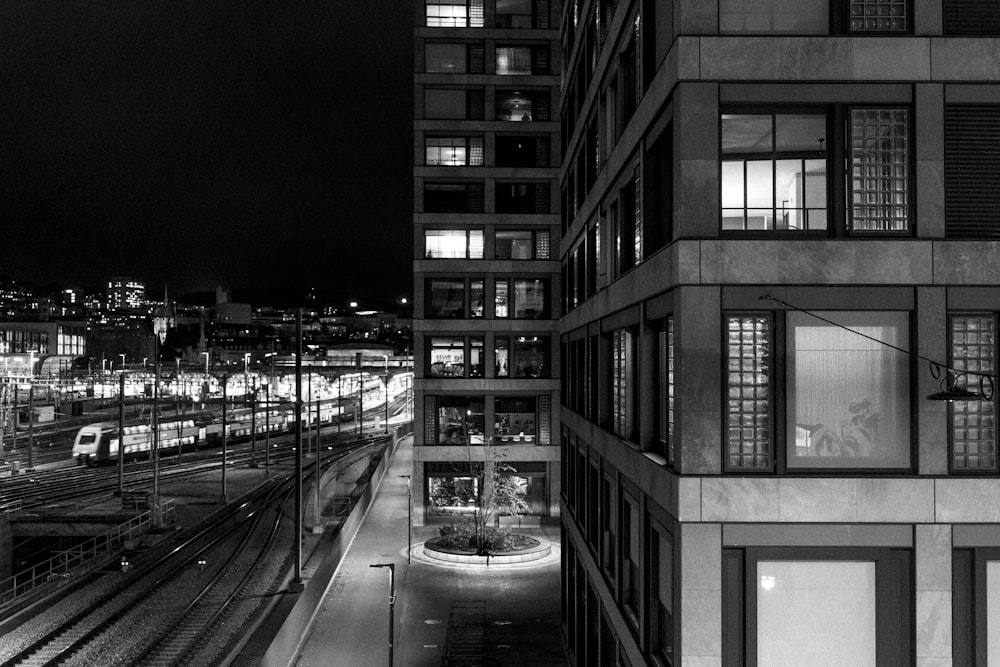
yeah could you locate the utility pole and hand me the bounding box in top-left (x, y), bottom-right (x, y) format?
top-left (27, 385), bottom-right (34, 469)
top-left (293, 310), bottom-right (304, 587)
top-left (152, 336), bottom-right (162, 529)
top-left (220, 374), bottom-right (228, 503)
top-left (117, 372), bottom-right (125, 496)
top-left (250, 377), bottom-right (258, 468)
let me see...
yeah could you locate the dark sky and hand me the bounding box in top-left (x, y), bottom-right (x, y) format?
top-left (0, 1), bottom-right (414, 307)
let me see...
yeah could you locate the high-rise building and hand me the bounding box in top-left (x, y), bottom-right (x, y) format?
top-left (558, 1), bottom-right (1000, 665)
top-left (413, 0), bottom-right (563, 525)
top-left (106, 277), bottom-right (146, 311)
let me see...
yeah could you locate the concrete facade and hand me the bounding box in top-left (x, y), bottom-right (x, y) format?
top-left (559, 1), bottom-right (1000, 665)
top-left (412, 0), bottom-right (563, 525)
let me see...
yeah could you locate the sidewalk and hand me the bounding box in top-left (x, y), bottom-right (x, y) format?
top-left (294, 435), bottom-right (567, 667)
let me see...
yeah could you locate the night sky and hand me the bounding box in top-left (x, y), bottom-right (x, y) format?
top-left (0, 1), bottom-right (414, 307)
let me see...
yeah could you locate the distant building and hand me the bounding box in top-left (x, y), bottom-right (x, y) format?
top-left (106, 277), bottom-right (146, 311)
top-left (0, 320), bottom-right (86, 375)
top-left (413, 0), bottom-right (562, 525)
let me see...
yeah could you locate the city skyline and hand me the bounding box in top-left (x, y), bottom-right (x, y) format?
top-left (0, 1), bottom-right (414, 302)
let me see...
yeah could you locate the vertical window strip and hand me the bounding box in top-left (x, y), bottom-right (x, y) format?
top-left (726, 316), bottom-right (772, 470)
top-left (468, 136), bottom-right (484, 166)
top-left (468, 229), bottom-right (484, 258)
top-left (633, 171), bottom-right (642, 265)
top-left (613, 329), bottom-right (626, 437)
top-left (667, 317), bottom-right (675, 467)
top-left (536, 230), bottom-right (550, 259)
top-left (850, 108), bottom-right (909, 232)
top-left (469, 0), bottom-right (484, 27)
top-left (952, 315), bottom-right (997, 471)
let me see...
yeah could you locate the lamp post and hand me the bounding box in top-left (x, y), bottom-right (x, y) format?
top-left (151, 332), bottom-right (164, 529)
top-left (293, 310), bottom-right (304, 587)
top-left (220, 373), bottom-right (229, 503)
top-left (382, 355), bottom-right (390, 433)
top-left (399, 475), bottom-right (411, 564)
top-left (119, 353), bottom-right (126, 370)
top-left (369, 563), bottom-right (396, 667)
top-left (200, 351), bottom-right (209, 375)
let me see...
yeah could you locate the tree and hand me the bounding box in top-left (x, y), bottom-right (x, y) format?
top-left (460, 426), bottom-right (529, 555)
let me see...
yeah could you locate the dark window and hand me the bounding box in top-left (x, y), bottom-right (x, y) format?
top-left (658, 317), bottom-right (675, 465)
top-left (496, 182), bottom-right (551, 214)
top-left (944, 0), bottom-right (1000, 34)
top-left (495, 229), bottom-right (550, 260)
top-left (496, 136), bottom-right (549, 167)
top-left (945, 105), bottom-right (1000, 238)
top-left (427, 279), bottom-right (467, 318)
top-left (620, 494), bottom-right (640, 632)
top-left (424, 88), bottom-right (485, 120)
top-left (496, 0), bottom-right (535, 28)
top-left (649, 523), bottom-right (674, 665)
top-left (611, 326), bottom-right (638, 442)
top-left (424, 182), bottom-right (485, 213)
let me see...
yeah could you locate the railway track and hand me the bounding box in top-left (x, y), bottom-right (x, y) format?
top-left (0, 437), bottom-right (390, 666)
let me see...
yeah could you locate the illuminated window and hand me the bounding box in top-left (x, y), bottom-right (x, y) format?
top-left (424, 229), bottom-right (484, 259)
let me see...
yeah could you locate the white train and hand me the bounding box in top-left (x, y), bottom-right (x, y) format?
top-left (71, 401), bottom-right (357, 465)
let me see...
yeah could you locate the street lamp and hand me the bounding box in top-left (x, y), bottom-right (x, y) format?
top-left (398, 475), bottom-right (411, 564)
top-left (382, 355), bottom-right (390, 432)
top-left (200, 351), bottom-right (209, 375)
top-left (119, 353), bottom-right (126, 370)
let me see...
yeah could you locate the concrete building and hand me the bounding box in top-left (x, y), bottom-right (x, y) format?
top-left (105, 277), bottom-right (146, 311)
top-left (413, 0), bottom-right (563, 524)
top-left (557, 1), bottom-right (1000, 665)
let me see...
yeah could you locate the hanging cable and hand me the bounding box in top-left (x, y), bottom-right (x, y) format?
top-left (760, 294), bottom-right (995, 401)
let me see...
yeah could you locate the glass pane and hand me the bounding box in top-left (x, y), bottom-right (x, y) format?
top-left (722, 115), bottom-right (772, 154)
top-left (496, 47), bottom-right (532, 75)
top-left (721, 161), bottom-right (745, 209)
top-left (513, 279), bottom-right (546, 318)
top-left (513, 335), bottom-right (547, 378)
top-left (425, 43), bottom-right (467, 73)
top-left (425, 89), bottom-right (467, 119)
top-left (775, 115), bottom-right (827, 152)
top-left (468, 230), bottom-right (484, 258)
top-left (424, 229), bottom-right (468, 258)
top-left (470, 280), bottom-right (484, 318)
top-left (429, 280), bottom-right (465, 318)
top-left (746, 160), bottom-right (773, 209)
top-left (495, 337), bottom-right (510, 377)
top-left (430, 337), bottom-right (465, 377)
top-left (775, 159), bottom-right (804, 230)
top-left (469, 337), bottom-right (484, 377)
top-left (496, 230), bottom-right (534, 259)
top-left (495, 396), bottom-right (537, 442)
top-left (758, 561), bottom-right (876, 666)
top-left (787, 311), bottom-right (910, 469)
top-left (495, 280), bottom-right (509, 318)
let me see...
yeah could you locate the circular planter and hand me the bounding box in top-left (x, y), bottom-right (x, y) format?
top-left (423, 535), bottom-right (550, 565)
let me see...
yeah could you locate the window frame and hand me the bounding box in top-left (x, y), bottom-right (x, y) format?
top-left (427, 335), bottom-right (485, 378)
top-left (424, 277), bottom-right (485, 319)
top-left (423, 228), bottom-right (485, 259)
top-left (948, 312), bottom-right (999, 474)
top-left (494, 277), bottom-right (550, 320)
top-left (723, 309), bottom-right (916, 475)
top-left (953, 546), bottom-right (1000, 665)
top-left (723, 546), bottom-right (913, 666)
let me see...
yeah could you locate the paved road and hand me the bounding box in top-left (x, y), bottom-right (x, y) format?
top-left (295, 436), bottom-right (567, 667)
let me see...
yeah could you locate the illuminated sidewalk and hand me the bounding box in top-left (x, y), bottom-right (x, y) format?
top-left (294, 435), bottom-right (567, 666)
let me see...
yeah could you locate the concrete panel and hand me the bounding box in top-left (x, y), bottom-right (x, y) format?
top-left (701, 478), bottom-right (781, 523)
top-left (701, 240), bottom-right (933, 284)
top-left (676, 159), bottom-right (720, 239)
top-left (681, 523), bottom-right (722, 591)
top-left (932, 38), bottom-right (1000, 80)
top-left (723, 523), bottom-right (912, 547)
top-left (857, 479), bottom-right (934, 522)
top-left (678, 477), bottom-right (702, 522)
top-left (778, 478), bottom-right (858, 522)
top-left (953, 524), bottom-right (1000, 547)
top-left (916, 590), bottom-right (952, 659)
top-left (678, 411), bottom-right (722, 475)
top-left (933, 241), bottom-right (1000, 284)
top-left (676, 0), bottom-right (717, 35)
top-left (916, 160), bottom-right (945, 239)
top-left (936, 479), bottom-right (1000, 522)
top-left (699, 37), bottom-right (930, 81)
top-left (917, 525), bottom-right (952, 592)
top-left (917, 286), bottom-right (948, 479)
top-left (681, 589), bottom-right (722, 658)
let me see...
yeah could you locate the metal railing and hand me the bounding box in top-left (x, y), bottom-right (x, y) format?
top-left (0, 499), bottom-right (175, 607)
